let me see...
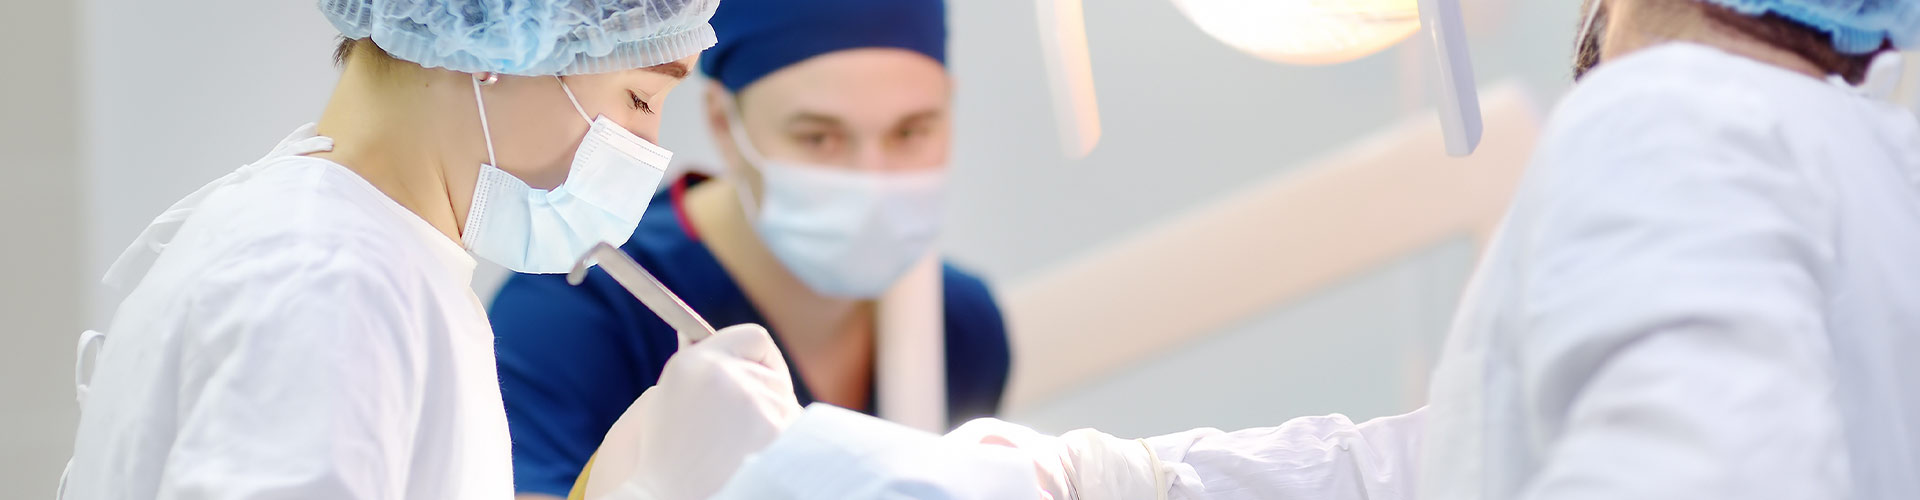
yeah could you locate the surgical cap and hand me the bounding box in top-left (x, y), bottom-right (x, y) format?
top-left (698, 0), bottom-right (947, 93)
top-left (319, 0), bottom-right (719, 76)
top-left (1697, 0), bottom-right (1920, 53)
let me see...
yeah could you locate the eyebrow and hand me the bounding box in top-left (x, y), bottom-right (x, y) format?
top-left (783, 109), bottom-right (946, 129)
top-left (643, 61), bottom-right (691, 79)
top-left (785, 112), bottom-right (846, 128)
top-left (895, 109), bottom-right (945, 126)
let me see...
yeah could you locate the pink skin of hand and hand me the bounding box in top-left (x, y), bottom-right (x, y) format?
top-left (978, 435), bottom-right (1057, 500)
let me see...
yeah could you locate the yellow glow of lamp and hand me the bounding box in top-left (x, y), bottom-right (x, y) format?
top-left (1169, 0), bottom-right (1422, 65)
top-left (1037, 0), bottom-right (1481, 158)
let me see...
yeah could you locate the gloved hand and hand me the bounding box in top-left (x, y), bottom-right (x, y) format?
top-left (584, 324), bottom-right (804, 500)
top-left (708, 405), bottom-right (1049, 500)
top-left (945, 418), bottom-right (1172, 500)
top-left (946, 418), bottom-right (1077, 500)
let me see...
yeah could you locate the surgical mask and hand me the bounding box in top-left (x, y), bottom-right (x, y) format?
top-left (726, 112), bottom-right (946, 299)
top-left (464, 76), bottom-right (672, 273)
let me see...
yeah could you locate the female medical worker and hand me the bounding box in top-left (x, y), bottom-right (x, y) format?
top-left (596, 0), bottom-right (1920, 499)
top-left (485, 1), bottom-right (1012, 498)
top-left (60, 1), bottom-right (802, 499)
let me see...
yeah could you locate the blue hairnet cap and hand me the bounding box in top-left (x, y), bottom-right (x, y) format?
top-left (1697, 0), bottom-right (1920, 53)
top-left (320, 0), bottom-right (719, 76)
top-left (699, 0), bottom-right (947, 93)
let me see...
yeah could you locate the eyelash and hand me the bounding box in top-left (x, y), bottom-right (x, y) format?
top-left (629, 90), bottom-right (654, 114)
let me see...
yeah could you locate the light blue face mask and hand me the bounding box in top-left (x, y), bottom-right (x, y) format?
top-left (727, 111), bottom-right (947, 299)
top-left (463, 76), bottom-right (673, 274)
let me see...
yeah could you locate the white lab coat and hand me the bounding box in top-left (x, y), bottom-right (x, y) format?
top-left (63, 125), bottom-right (514, 499)
top-left (731, 42), bottom-right (1920, 500)
top-left (1145, 42), bottom-right (1920, 500)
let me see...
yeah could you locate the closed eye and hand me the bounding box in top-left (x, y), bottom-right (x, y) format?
top-left (629, 90), bottom-right (654, 114)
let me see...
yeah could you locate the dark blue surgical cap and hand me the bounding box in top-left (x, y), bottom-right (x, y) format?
top-left (699, 0), bottom-right (948, 93)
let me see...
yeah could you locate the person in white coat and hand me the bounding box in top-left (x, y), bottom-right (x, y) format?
top-left (600, 0), bottom-right (1920, 498)
top-left (55, 1), bottom-right (795, 499)
top-left (950, 0), bottom-right (1920, 498)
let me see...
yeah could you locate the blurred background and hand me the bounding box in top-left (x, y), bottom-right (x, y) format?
top-left (5, 0), bottom-right (1913, 495)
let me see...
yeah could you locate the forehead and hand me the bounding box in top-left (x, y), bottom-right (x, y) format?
top-left (737, 48), bottom-right (951, 126)
top-left (567, 55), bottom-right (696, 89)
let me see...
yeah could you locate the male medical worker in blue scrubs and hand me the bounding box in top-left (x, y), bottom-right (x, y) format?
top-left (485, 0), bottom-right (1011, 498)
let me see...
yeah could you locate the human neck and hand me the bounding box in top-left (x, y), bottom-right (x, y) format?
top-left (1604, 0), bottom-right (1826, 80)
top-left (311, 58), bottom-right (486, 244)
top-left (684, 177), bottom-right (871, 348)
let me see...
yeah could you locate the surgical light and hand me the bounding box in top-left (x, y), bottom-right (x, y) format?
top-left (1036, 0), bottom-right (1482, 158)
top-left (1170, 0), bottom-right (1423, 65)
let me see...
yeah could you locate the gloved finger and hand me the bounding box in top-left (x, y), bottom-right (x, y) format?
top-left (948, 418), bottom-right (1077, 499)
top-left (744, 362), bottom-right (798, 400)
top-left (701, 324), bottom-right (790, 374)
top-left (947, 417), bottom-right (1044, 446)
top-left (584, 391), bottom-right (672, 500)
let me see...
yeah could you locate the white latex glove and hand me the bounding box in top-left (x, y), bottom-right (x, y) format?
top-left (585, 324), bottom-right (804, 500)
top-left (710, 405), bottom-right (1046, 500)
top-left (946, 418), bottom-right (1172, 500)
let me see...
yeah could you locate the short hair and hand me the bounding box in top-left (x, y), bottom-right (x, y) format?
top-left (334, 36), bottom-right (357, 68)
top-left (333, 36), bottom-right (411, 78)
top-left (333, 37), bottom-right (402, 69)
top-left (1697, 2), bottom-right (1887, 84)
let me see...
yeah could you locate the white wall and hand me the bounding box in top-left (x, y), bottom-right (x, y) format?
top-left (82, 1), bottom-right (342, 327)
top-left (0, 1), bottom-right (83, 495)
top-left (0, 0), bottom-right (1597, 492)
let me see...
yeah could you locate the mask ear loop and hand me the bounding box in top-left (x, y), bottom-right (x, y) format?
top-left (720, 98), bottom-right (766, 217)
top-left (721, 99), bottom-right (771, 165)
top-left (1577, 0), bottom-right (1604, 43)
top-left (557, 77), bottom-right (594, 124)
top-left (472, 73), bottom-right (498, 167)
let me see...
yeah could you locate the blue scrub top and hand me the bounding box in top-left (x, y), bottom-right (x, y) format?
top-left (490, 175), bottom-right (1012, 497)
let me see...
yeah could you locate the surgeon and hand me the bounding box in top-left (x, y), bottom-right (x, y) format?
top-left (58, 1), bottom-right (797, 499)
top-left (595, 0), bottom-right (1920, 498)
top-left (485, 0), bottom-right (1012, 498)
